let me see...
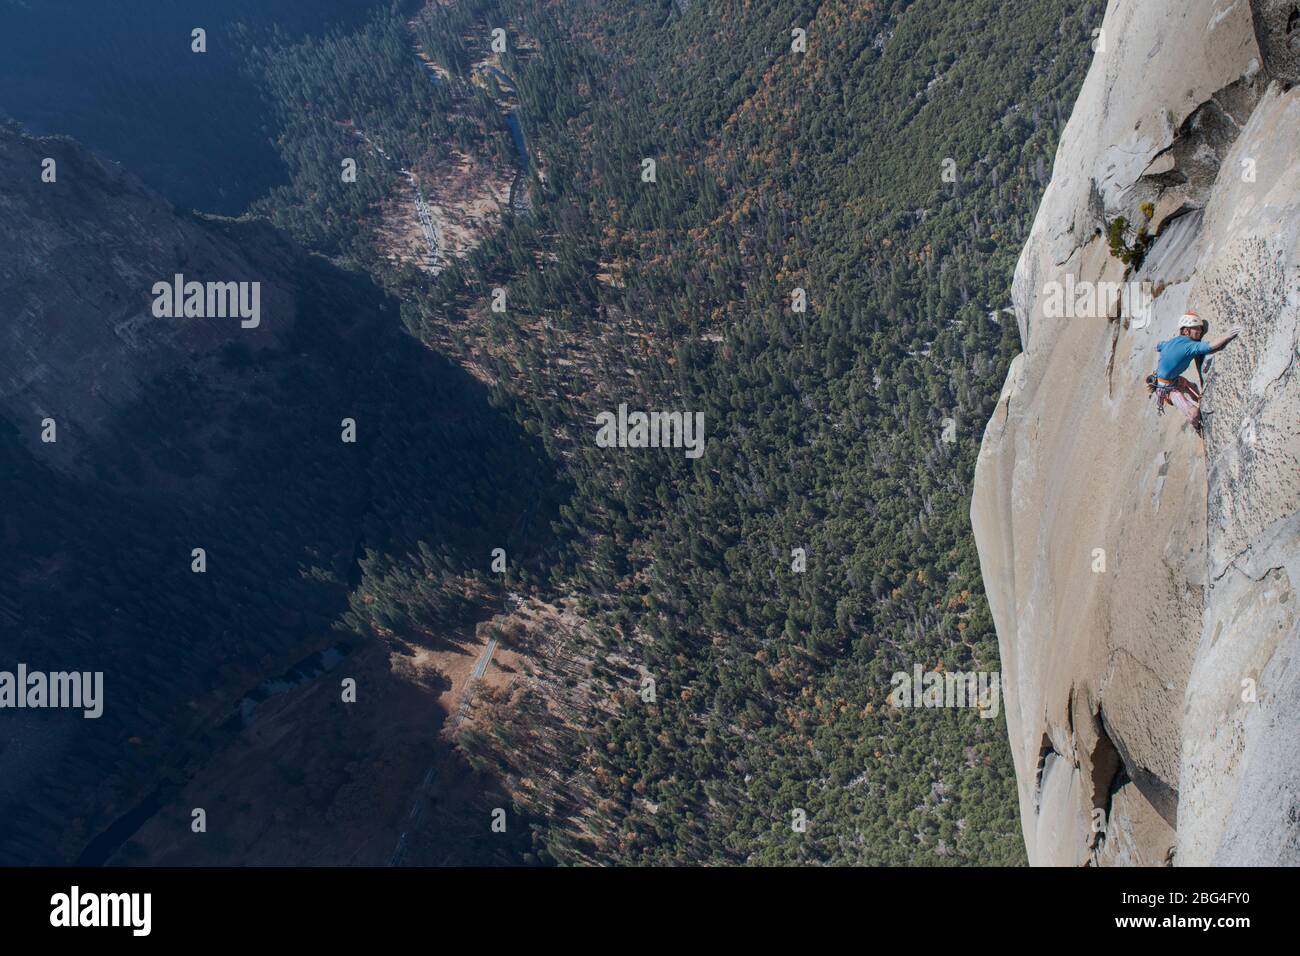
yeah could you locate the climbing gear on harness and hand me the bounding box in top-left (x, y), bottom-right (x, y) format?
top-left (1146, 374), bottom-right (1178, 406)
top-left (1146, 372), bottom-right (1201, 432)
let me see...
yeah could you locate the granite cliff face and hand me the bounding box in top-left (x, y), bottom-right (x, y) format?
top-left (972, 0), bottom-right (1299, 866)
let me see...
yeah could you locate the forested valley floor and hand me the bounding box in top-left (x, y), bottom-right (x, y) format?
top-left (248, 0), bottom-right (1101, 865)
top-left (1, 0), bottom-right (1102, 865)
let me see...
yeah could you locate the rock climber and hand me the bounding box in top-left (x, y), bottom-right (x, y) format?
top-left (1146, 312), bottom-right (1242, 435)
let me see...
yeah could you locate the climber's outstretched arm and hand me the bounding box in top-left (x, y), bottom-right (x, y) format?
top-left (1207, 325), bottom-right (1243, 354)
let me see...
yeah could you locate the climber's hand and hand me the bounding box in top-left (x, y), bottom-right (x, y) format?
top-left (1208, 326), bottom-right (1243, 353)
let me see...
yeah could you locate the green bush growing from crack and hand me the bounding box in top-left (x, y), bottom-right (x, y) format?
top-left (1108, 202), bottom-right (1156, 269)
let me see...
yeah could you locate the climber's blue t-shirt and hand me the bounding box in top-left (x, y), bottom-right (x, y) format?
top-left (1155, 335), bottom-right (1212, 380)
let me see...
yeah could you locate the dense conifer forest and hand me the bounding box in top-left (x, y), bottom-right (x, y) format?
top-left (249, 0), bottom-right (1101, 864)
top-left (1, 0), bottom-right (1103, 865)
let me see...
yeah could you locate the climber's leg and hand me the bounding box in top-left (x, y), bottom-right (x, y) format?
top-left (1166, 377), bottom-right (1202, 432)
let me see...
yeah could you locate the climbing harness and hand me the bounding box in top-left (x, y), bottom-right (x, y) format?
top-left (1146, 373), bottom-right (1203, 434)
top-left (1145, 374), bottom-right (1178, 413)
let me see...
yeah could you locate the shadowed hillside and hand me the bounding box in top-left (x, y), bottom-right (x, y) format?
top-left (0, 124), bottom-right (557, 864)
